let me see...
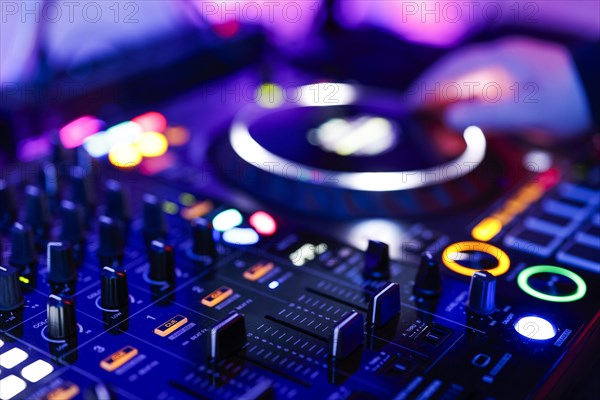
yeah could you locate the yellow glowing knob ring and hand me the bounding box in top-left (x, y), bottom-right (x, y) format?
top-left (442, 241), bottom-right (510, 277)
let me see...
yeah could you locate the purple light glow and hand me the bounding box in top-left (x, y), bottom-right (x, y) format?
top-left (59, 116), bottom-right (104, 149)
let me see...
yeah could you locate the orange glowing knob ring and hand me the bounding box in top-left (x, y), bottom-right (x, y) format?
top-left (441, 241), bottom-right (510, 277)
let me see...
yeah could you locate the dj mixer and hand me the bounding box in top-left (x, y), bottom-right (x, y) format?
top-left (0, 81), bottom-right (599, 400)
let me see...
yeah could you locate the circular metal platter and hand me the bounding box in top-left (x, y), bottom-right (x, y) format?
top-left (214, 83), bottom-right (509, 218)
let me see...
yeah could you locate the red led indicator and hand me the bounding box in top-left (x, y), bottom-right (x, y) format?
top-left (249, 211), bottom-right (277, 236)
top-left (131, 112), bottom-right (167, 133)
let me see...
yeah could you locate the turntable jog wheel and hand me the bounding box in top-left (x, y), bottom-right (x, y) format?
top-left (216, 83), bottom-right (504, 217)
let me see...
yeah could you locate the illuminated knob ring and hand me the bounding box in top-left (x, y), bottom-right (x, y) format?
top-left (517, 265), bottom-right (587, 303)
top-left (441, 241), bottom-right (510, 277)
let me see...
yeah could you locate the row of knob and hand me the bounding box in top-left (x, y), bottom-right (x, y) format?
top-left (365, 241), bottom-right (496, 316)
top-left (1, 178), bottom-right (170, 253)
top-left (0, 238), bottom-right (182, 312)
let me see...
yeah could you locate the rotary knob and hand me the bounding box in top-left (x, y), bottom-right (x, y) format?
top-left (70, 165), bottom-right (96, 218)
top-left (105, 180), bottom-right (130, 224)
top-left (47, 242), bottom-right (77, 284)
top-left (0, 264), bottom-right (24, 311)
top-left (9, 222), bottom-right (37, 271)
top-left (413, 252), bottom-right (442, 297)
top-left (467, 271), bottom-right (496, 316)
top-left (101, 266), bottom-right (129, 309)
top-left (61, 201), bottom-right (86, 247)
top-left (190, 218), bottom-right (216, 261)
top-left (142, 194), bottom-right (167, 245)
top-left (98, 216), bottom-right (124, 267)
top-left (0, 179), bottom-right (16, 230)
top-left (363, 240), bottom-right (390, 280)
top-left (149, 240), bottom-right (175, 281)
top-left (24, 185), bottom-right (50, 248)
top-left (47, 293), bottom-right (77, 339)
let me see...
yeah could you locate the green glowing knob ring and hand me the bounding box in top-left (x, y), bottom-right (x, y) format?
top-left (517, 265), bottom-right (587, 302)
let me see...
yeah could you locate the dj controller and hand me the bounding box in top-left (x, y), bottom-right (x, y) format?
top-left (0, 79), bottom-right (599, 400)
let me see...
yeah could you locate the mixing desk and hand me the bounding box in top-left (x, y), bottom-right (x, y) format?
top-left (0, 84), bottom-right (599, 400)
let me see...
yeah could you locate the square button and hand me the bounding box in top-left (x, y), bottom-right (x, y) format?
top-left (21, 360), bottom-right (54, 383)
top-left (0, 348), bottom-right (28, 369)
top-left (0, 375), bottom-right (27, 400)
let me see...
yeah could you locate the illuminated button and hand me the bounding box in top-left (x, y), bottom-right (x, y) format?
top-left (162, 201), bottom-right (179, 215)
top-left (136, 131), bottom-right (168, 158)
top-left (471, 217), bottom-right (503, 242)
top-left (153, 315), bottom-right (188, 337)
top-left (181, 200), bottom-right (213, 221)
top-left (504, 226), bottom-right (562, 258)
top-left (83, 133), bottom-right (111, 158)
top-left (21, 359), bottom-right (54, 382)
top-left (542, 199), bottom-right (587, 220)
top-left (131, 111), bottom-right (167, 133)
top-left (45, 382), bottom-right (80, 400)
top-left (59, 116), bottom-right (103, 149)
top-left (222, 228), bottom-right (260, 246)
top-left (0, 347), bottom-right (28, 369)
top-left (99, 346), bottom-right (139, 372)
top-left (0, 375), bottom-right (27, 400)
top-left (441, 241), bottom-right (510, 277)
top-left (179, 193), bottom-right (196, 207)
top-left (517, 265), bottom-right (586, 302)
top-left (243, 261), bottom-right (274, 282)
top-left (108, 143), bottom-right (142, 168)
top-left (249, 211), bottom-right (277, 236)
top-left (557, 182), bottom-right (599, 206)
top-left (514, 316), bottom-right (556, 340)
top-left (201, 286), bottom-right (234, 308)
top-left (164, 126), bottom-right (190, 146)
top-left (212, 209), bottom-right (243, 232)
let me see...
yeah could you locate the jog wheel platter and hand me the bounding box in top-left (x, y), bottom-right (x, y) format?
top-left (216, 83), bottom-right (511, 218)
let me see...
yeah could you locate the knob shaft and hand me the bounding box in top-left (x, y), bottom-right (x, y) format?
top-left (47, 242), bottom-right (77, 284)
top-left (47, 293), bottom-right (77, 339)
top-left (9, 223), bottom-right (37, 270)
top-left (142, 194), bottom-right (167, 245)
top-left (24, 185), bottom-right (50, 248)
top-left (61, 201), bottom-right (86, 246)
top-left (191, 218), bottom-right (216, 261)
top-left (363, 240), bottom-right (390, 280)
top-left (70, 166), bottom-right (96, 219)
top-left (38, 163), bottom-right (61, 209)
top-left (0, 179), bottom-right (17, 230)
top-left (105, 180), bottom-right (130, 223)
top-left (149, 240), bottom-right (175, 281)
top-left (467, 271), bottom-right (496, 315)
top-left (413, 252), bottom-right (442, 297)
top-left (0, 264), bottom-right (24, 311)
top-left (101, 266), bottom-right (129, 309)
top-left (98, 216), bottom-right (124, 266)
